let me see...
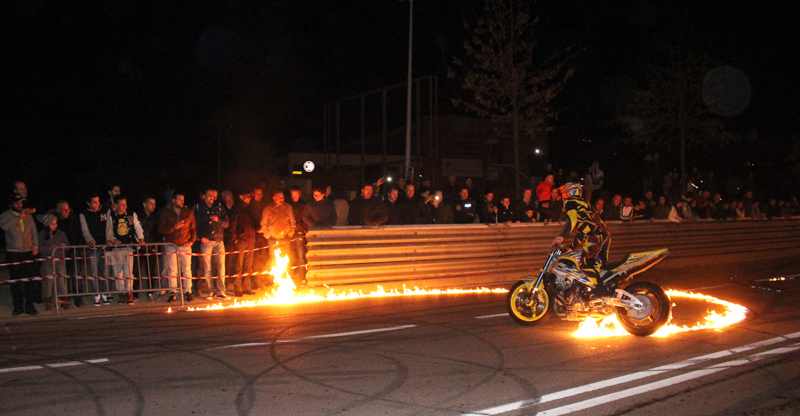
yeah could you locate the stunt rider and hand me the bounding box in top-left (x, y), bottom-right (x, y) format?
top-left (551, 182), bottom-right (611, 290)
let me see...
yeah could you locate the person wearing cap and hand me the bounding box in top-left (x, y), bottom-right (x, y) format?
top-left (37, 213), bottom-right (70, 311)
top-left (0, 194), bottom-right (40, 315)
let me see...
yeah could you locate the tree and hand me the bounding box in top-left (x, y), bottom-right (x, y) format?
top-left (448, 0), bottom-right (575, 194)
top-left (619, 13), bottom-right (738, 191)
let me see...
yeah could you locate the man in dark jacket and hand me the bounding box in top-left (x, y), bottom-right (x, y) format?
top-left (79, 194), bottom-right (109, 306)
top-left (1, 194), bottom-right (39, 315)
top-left (454, 188), bottom-right (477, 224)
top-left (289, 186), bottom-right (309, 285)
top-left (348, 183), bottom-right (383, 226)
top-left (54, 200), bottom-right (85, 305)
top-left (230, 192), bottom-right (257, 296)
top-left (134, 196), bottom-right (160, 297)
top-left (193, 188), bottom-right (229, 299)
top-left (303, 186), bottom-right (337, 230)
top-left (383, 188), bottom-right (401, 225)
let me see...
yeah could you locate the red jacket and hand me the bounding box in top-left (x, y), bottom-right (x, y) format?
top-left (536, 181), bottom-right (555, 202)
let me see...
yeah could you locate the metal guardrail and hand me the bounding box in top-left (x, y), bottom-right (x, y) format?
top-left (305, 219), bottom-right (800, 288)
top-left (51, 243), bottom-right (183, 314)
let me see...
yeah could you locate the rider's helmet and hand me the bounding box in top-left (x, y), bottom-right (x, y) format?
top-left (559, 182), bottom-right (582, 199)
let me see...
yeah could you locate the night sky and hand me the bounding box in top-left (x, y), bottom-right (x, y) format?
top-left (3, 0), bottom-right (799, 208)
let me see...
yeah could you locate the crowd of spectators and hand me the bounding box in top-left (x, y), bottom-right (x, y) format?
top-left (2, 160), bottom-right (798, 316)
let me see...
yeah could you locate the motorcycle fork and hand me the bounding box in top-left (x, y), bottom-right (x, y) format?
top-left (529, 249), bottom-right (560, 301)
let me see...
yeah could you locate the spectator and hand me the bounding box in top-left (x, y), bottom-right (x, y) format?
top-left (788, 197), bottom-right (800, 216)
top-left (464, 178), bottom-right (479, 201)
top-left (695, 190), bottom-right (715, 219)
top-left (642, 153), bottom-right (655, 193)
top-left (37, 213), bottom-right (69, 311)
top-left (383, 188), bottom-right (401, 225)
top-left (102, 184), bottom-right (121, 212)
top-left (54, 200), bottom-right (84, 306)
top-left (230, 192), bottom-right (257, 296)
top-left (247, 186), bottom-right (268, 289)
top-left (278, 177), bottom-right (291, 202)
top-left (735, 201), bottom-right (746, 219)
top-left (554, 168), bottom-right (566, 186)
top-left (220, 190), bottom-right (235, 280)
top-left (539, 187), bottom-right (564, 222)
top-left (348, 183), bottom-right (383, 226)
top-left (632, 199), bottom-right (648, 221)
top-left (430, 190), bottom-right (455, 224)
top-left (668, 201), bottom-right (683, 223)
top-left (652, 196), bottom-right (672, 220)
top-left (13, 180), bottom-right (41, 214)
top-left (589, 161), bottom-right (604, 195)
top-left (511, 188), bottom-right (536, 223)
top-left (583, 166), bottom-right (594, 204)
top-left (762, 198), bottom-right (780, 219)
top-left (477, 189), bottom-right (498, 223)
top-left (331, 188), bottom-right (349, 226)
top-left (593, 198), bottom-right (606, 220)
top-left (454, 188), bottom-right (477, 224)
top-left (497, 197), bottom-right (515, 223)
top-left (740, 191), bottom-right (756, 218)
top-left (105, 195), bottom-right (144, 305)
top-left (642, 191), bottom-right (656, 220)
top-left (261, 189), bottom-right (299, 287)
top-left (288, 186), bottom-right (308, 285)
top-left (80, 194), bottom-right (109, 307)
top-left (158, 191), bottom-right (196, 302)
top-left (399, 184), bottom-right (426, 224)
top-left (751, 201), bottom-right (764, 219)
top-left (194, 188), bottom-right (229, 300)
top-left (442, 175), bottom-right (460, 204)
top-left (1, 194), bottom-right (39, 315)
top-left (519, 207), bottom-right (536, 223)
top-left (135, 195), bottom-right (161, 299)
top-left (303, 186), bottom-right (338, 230)
top-left (662, 171), bottom-right (674, 201)
top-left (536, 174), bottom-right (555, 204)
top-left (602, 194), bottom-right (622, 222)
top-left (679, 196), bottom-right (696, 221)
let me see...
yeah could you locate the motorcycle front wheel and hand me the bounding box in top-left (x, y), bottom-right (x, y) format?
top-left (508, 280), bottom-right (553, 326)
top-left (615, 282), bottom-right (671, 336)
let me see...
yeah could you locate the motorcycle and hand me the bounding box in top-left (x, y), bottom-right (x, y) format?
top-left (507, 246), bottom-right (672, 336)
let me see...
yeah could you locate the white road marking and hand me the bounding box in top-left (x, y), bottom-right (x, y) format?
top-left (475, 314), bottom-right (507, 319)
top-left (467, 330), bottom-right (800, 415)
top-left (0, 358), bottom-right (109, 374)
top-left (70, 313), bottom-right (136, 320)
top-left (536, 344), bottom-right (800, 416)
top-left (206, 325), bottom-right (418, 351)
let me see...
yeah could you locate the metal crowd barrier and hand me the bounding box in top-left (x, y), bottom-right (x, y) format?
top-left (51, 243), bottom-right (184, 314)
top-left (304, 218), bottom-right (800, 289)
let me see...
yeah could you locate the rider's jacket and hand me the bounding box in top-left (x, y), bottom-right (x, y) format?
top-left (558, 196), bottom-right (609, 240)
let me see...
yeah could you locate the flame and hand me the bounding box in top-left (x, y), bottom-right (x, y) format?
top-left (187, 249), bottom-right (507, 311)
top-left (573, 289), bottom-right (749, 338)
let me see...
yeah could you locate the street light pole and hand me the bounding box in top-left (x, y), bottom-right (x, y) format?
top-left (210, 120), bottom-right (221, 191)
top-left (404, 0), bottom-right (413, 183)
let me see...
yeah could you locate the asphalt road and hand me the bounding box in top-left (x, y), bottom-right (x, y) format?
top-left (2, 256), bottom-right (800, 416)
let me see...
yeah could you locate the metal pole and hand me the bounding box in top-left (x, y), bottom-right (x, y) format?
top-left (415, 77), bottom-right (421, 179)
top-left (336, 102), bottom-right (341, 188)
top-left (382, 91), bottom-right (387, 174)
top-left (404, 0), bottom-right (413, 183)
top-left (361, 95), bottom-right (366, 185)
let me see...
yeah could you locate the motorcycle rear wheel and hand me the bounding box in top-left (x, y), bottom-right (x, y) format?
top-left (508, 280), bottom-right (553, 326)
top-left (615, 282), bottom-right (671, 336)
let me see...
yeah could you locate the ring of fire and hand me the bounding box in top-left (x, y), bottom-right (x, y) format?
top-left (180, 250), bottom-right (749, 337)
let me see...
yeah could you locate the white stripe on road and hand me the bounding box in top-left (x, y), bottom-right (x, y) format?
top-left (536, 343), bottom-right (800, 416)
top-left (467, 330), bottom-right (800, 415)
top-left (206, 325), bottom-right (418, 351)
top-left (475, 314), bottom-right (508, 319)
top-left (70, 313), bottom-right (136, 320)
top-left (0, 358), bottom-right (109, 374)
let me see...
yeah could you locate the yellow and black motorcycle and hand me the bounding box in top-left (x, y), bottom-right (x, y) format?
top-left (508, 246), bottom-right (671, 336)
